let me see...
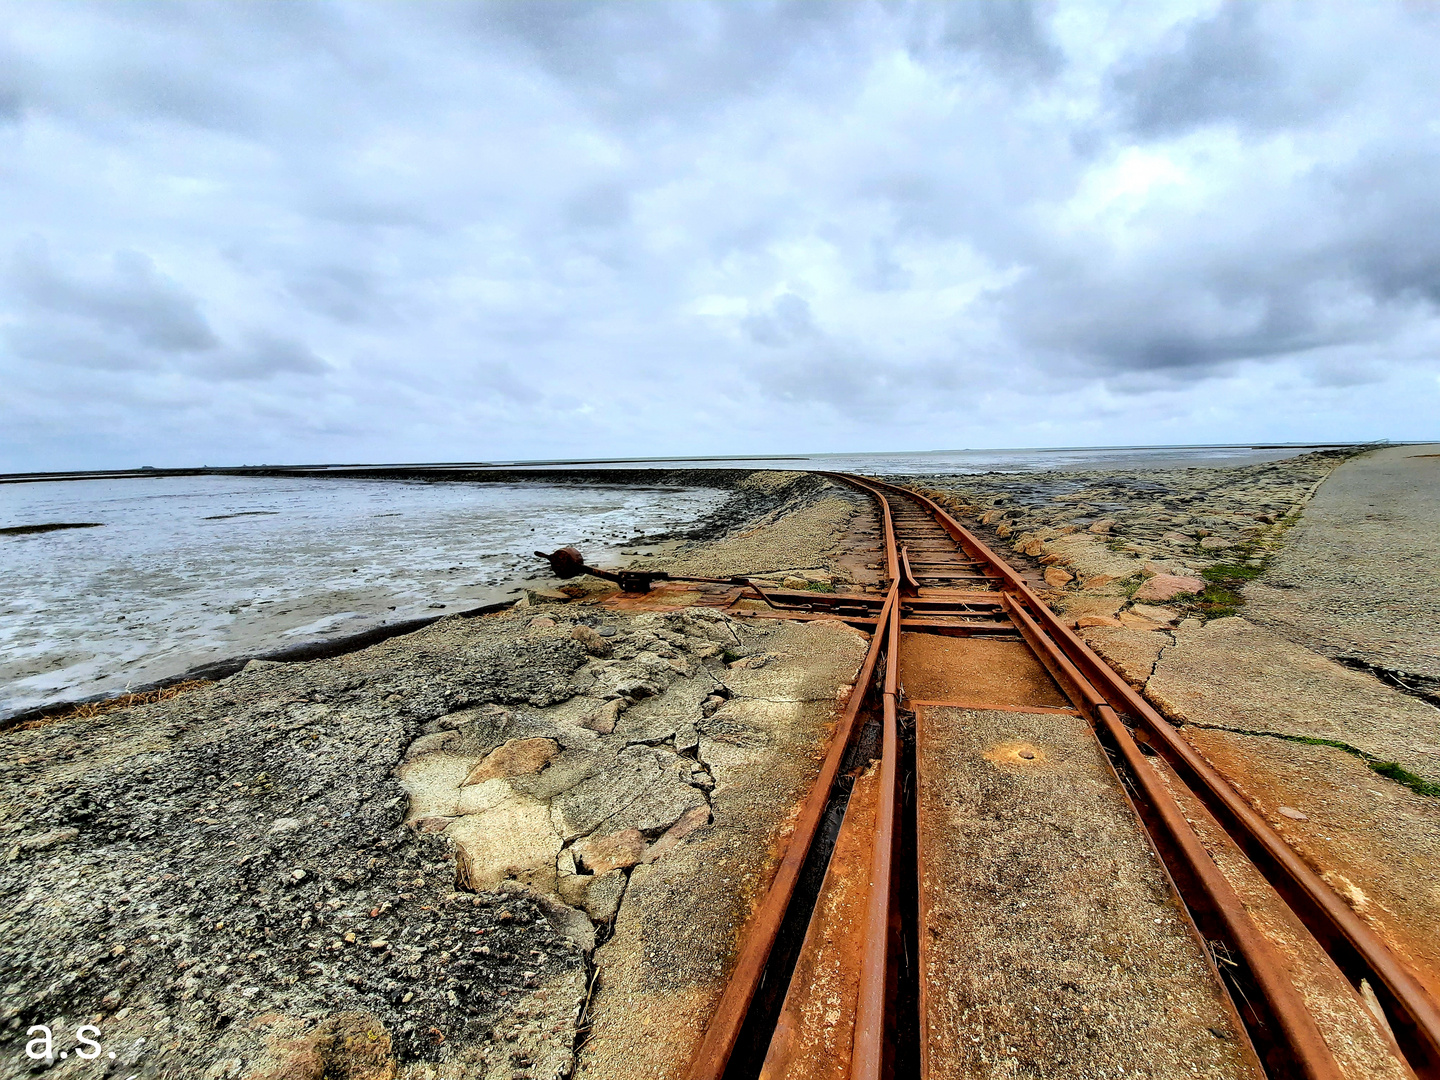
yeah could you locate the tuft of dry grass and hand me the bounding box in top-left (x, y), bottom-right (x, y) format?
top-left (13, 679), bottom-right (210, 732)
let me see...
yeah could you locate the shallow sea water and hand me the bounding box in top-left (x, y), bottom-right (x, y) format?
top-left (0, 477), bottom-right (726, 719)
top-left (427, 443), bottom-right (1336, 475)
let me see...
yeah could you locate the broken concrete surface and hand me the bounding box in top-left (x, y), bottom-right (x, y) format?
top-left (386, 610), bottom-right (869, 1080)
top-left (0, 605), bottom-right (605, 1080)
top-left (1148, 616), bottom-right (1440, 785)
top-left (1152, 755), bottom-right (1416, 1080)
top-left (1081, 624), bottom-right (1168, 689)
top-left (0, 602), bottom-right (867, 1080)
top-left (1083, 608), bottom-right (1440, 1009)
top-left (575, 618), bottom-right (869, 1080)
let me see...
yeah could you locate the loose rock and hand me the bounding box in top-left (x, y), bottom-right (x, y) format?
top-left (1043, 567), bottom-right (1074, 588)
top-left (1135, 574), bottom-right (1205, 603)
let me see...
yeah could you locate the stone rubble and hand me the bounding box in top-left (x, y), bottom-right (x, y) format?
top-left (898, 448), bottom-right (1356, 587)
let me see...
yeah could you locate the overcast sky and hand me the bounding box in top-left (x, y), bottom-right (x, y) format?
top-left (2, 1), bottom-right (1438, 470)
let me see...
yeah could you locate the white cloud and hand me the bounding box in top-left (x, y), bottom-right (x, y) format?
top-left (1, 0), bottom-right (1438, 471)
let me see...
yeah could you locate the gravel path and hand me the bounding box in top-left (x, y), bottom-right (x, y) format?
top-left (1246, 444), bottom-right (1440, 692)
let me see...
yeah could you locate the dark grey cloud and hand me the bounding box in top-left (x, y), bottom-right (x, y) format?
top-left (475, 361), bottom-right (543, 406)
top-left (474, 0), bottom-right (852, 124)
top-left (10, 242), bottom-right (217, 353)
top-left (743, 293), bottom-right (820, 348)
top-left (1329, 146), bottom-right (1440, 306)
top-left (1, 0), bottom-right (1438, 472)
top-left (285, 265), bottom-right (396, 326)
top-left (201, 332), bottom-right (329, 382)
top-left (1108, 2), bottom-right (1290, 136)
top-left (564, 183), bottom-right (631, 231)
top-left (1002, 127), bottom-right (1440, 381)
top-left (0, 93), bottom-right (17, 123)
top-left (4, 323), bottom-right (150, 372)
top-left (903, 0), bottom-right (1062, 79)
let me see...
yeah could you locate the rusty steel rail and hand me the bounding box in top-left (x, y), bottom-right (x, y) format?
top-left (837, 472), bottom-right (1440, 1080)
top-left (852, 531), bottom-right (904, 1079)
top-left (824, 473), bottom-right (1347, 1080)
top-left (684, 582), bottom-right (899, 1080)
top-left (680, 470), bottom-right (1435, 1080)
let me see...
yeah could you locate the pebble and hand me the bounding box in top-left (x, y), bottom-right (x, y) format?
top-left (571, 624), bottom-right (611, 657)
top-left (1277, 806), bottom-right (1309, 821)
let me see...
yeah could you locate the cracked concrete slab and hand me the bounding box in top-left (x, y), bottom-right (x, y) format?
top-left (614, 675), bottom-right (711, 745)
top-left (1119, 608), bottom-right (1440, 1019)
top-left (387, 609), bottom-right (869, 1078)
top-left (1080, 625), bottom-right (1169, 689)
top-left (550, 743), bottom-right (706, 842)
top-left (1148, 616), bottom-right (1440, 784)
top-left (451, 790), bottom-right (563, 893)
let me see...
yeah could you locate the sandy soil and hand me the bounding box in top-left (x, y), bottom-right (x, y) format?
top-left (642, 472), bottom-right (866, 583)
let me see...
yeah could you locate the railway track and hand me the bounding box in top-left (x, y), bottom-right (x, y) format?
top-left (683, 474), bottom-right (1440, 1080)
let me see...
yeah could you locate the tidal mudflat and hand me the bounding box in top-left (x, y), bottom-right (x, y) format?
top-left (0, 476), bottom-right (728, 721)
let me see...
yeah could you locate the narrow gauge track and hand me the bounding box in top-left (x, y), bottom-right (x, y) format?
top-left (685, 474), bottom-right (1440, 1080)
